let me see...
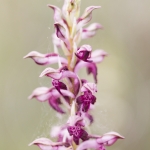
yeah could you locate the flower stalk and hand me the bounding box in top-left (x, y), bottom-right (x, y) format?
top-left (24, 0), bottom-right (124, 150)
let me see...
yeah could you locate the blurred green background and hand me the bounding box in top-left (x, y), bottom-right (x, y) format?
top-left (0, 0), bottom-right (150, 149)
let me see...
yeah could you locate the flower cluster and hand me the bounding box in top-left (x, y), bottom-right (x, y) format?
top-left (24, 0), bottom-right (124, 150)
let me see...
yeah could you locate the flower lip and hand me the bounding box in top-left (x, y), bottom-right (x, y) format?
top-left (76, 91), bottom-right (96, 112)
top-left (75, 45), bottom-right (92, 62)
top-left (67, 125), bottom-right (88, 145)
top-left (52, 79), bottom-right (67, 93)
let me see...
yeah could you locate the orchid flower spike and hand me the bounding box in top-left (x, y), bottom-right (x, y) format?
top-left (24, 0), bottom-right (124, 150)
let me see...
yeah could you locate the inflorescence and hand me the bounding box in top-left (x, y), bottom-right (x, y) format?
top-left (24, 0), bottom-right (124, 150)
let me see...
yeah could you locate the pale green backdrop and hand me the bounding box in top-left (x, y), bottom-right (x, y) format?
top-left (0, 0), bottom-right (150, 150)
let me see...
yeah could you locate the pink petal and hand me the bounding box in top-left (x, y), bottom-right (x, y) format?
top-left (77, 6), bottom-right (101, 29)
top-left (77, 139), bottom-right (99, 150)
top-left (29, 138), bottom-right (65, 150)
top-left (82, 23), bottom-right (102, 39)
top-left (47, 4), bottom-right (62, 23)
top-left (28, 87), bottom-right (51, 102)
top-left (52, 33), bottom-right (61, 48)
top-left (23, 51), bottom-right (67, 65)
top-left (54, 23), bottom-right (70, 50)
top-left (81, 82), bottom-right (97, 93)
top-left (96, 132), bottom-right (124, 146)
top-left (60, 89), bottom-right (75, 98)
top-left (90, 49), bottom-right (108, 63)
top-left (40, 67), bottom-right (62, 79)
top-left (74, 61), bottom-right (97, 83)
top-left (48, 96), bottom-right (65, 114)
top-left (29, 138), bottom-right (53, 146)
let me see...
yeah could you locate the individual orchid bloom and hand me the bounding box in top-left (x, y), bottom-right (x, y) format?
top-left (23, 51), bottom-right (67, 65)
top-left (76, 91), bottom-right (96, 112)
top-left (74, 49), bottom-right (107, 83)
top-left (77, 132), bottom-right (124, 150)
top-left (67, 114), bottom-right (89, 145)
top-left (67, 125), bottom-right (89, 145)
top-left (40, 66), bottom-right (80, 95)
top-left (77, 6), bottom-right (101, 30)
top-left (75, 45), bottom-right (92, 62)
top-left (29, 137), bottom-right (69, 150)
top-left (82, 23), bottom-right (102, 39)
top-left (28, 87), bottom-right (74, 113)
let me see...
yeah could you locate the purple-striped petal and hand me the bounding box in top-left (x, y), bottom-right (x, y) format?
top-left (28, 87), bottom-right (74, 113)
top-left (47, 4), bottom-right (62, 23)
top-left (40, 67), bottom-right (62, 79)
top-left (90, 49), bottom-right (107, 63)
top-left (23, 51), bottom-right (67, 65)
top-left (48, 97), bottom-right (65, 114)
top-left (96, 132), bottom-right (125, 146)
top-left (28, 87), bottom-right (51, 102)
top-left (81, 82), bottom-right (97, 94)
top-left (82, 23), bottom-right (102, 39)
top-left (77, 6), bottom-right (101, 29)
top-left (29, 138), bottom-right (65, 150)
top-left (54, 23), bottom-right (70, 50)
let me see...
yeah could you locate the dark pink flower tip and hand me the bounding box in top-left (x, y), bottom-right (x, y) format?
top-left (75, 45), bottom-right (92, 62)
top-left (52, 79), bottom-right (67, 92)
top-left (54, 23), bottom-right (70, 50)
top-left (77, 91), bottom-right (96, 112)
top-left (23, 51), bottom-right (67, 65)
top-left (67, 125), bottom-right (88, 145)
top-left (54, 23), bottom-right (66, 41)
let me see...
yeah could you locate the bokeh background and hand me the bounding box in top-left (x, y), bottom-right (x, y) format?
top-left (1, 0), bottom-right (150, 149)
